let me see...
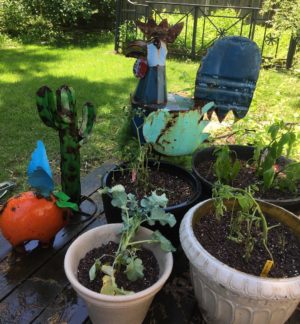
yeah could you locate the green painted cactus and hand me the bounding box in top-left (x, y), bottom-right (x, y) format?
top-left (36, 85), bottom-right (96, 204)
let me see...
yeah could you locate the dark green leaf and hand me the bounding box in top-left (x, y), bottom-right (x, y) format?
top-left (151, 230), bottom-right (176, 252)
top-left (263, 167), bottom-right (275, 189)
top-left (53, 191), bottom-right (71, 201)
top-left (56, 200), bottom-right (79, 211)
top-left (125, 257), bottom-right (144, 281)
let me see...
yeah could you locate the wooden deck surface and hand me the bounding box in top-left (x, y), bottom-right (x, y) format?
top-left (0, 163), bottom-right (299, 324)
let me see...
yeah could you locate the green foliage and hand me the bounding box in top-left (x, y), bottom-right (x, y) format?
top-left (212, 183), bottom-right (276, 262)
top-left (0, 0), bottom-right (115, 41)
top-left (116, 107), bottom-right (155, 191)
top-left (91, 185), bottom-right (176, 295)
top-left (213, 146), bottom-right (240, 185)
top-left (262, 0), bottom-right (300, 37)
top-left (253, 121), bottom-right (299, 191)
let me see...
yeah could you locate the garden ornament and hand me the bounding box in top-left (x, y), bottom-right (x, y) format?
top-left (0, 141), bottom-right (77, 249)
top-left (194, 36), bottom-right (261, 122)
top-left (36, 85), bottom-right (96, 203)
top-left (125, 18), bottom-right (184, 108)
top-left (125, 22), bottom-right (261, 156)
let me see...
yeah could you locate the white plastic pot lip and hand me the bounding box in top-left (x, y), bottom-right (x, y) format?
top-left (181, 199), bottom-right (300, 284)
top-left (64, 224), bottom-right (173, 303)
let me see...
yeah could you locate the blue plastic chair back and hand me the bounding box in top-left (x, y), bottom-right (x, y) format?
top-left (194, 36), bottom-right (261, 121)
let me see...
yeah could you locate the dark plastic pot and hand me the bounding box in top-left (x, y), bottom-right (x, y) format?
top-left (101, 160), bottom-right (204, 247)
top-left (192, 144), bottom-right (300, 212)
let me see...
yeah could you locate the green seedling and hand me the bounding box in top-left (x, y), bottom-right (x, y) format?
top-left (89, 185), bottom-right (176, 295)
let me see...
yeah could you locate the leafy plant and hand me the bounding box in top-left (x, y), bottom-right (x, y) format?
top-left (213, 145), bottom-right (241, 185)
top-left (116, 107), bottom-right (156, 191)
top-left (90, 185), bottom-right (176, 295)
top-left (261, 0), bottom-right (300, 37)
top-left (253, 121), bottom-right (299, 191)
top-left (212, 183), bottom-right (279, 262)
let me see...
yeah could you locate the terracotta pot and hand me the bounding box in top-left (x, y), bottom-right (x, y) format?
top-left (180, 199), bottom-right (300, 324)
top-left (101, 160), bottom-right (203, 247)
top-left (192, 145), bottom-right (300, 212)
top-left (64, 224), bottom-right (173, 324)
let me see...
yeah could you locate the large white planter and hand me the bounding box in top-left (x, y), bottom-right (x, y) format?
top-left (180, 199), bottom-right (300, 324)
top-left (64, 224), bottom-right (173, 324)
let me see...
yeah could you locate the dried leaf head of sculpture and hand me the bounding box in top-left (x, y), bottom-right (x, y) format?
top-left (136, 18), bottom-right (184, 43)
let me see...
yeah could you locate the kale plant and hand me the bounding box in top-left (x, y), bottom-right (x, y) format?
top-left (89, 185), bottom-right (176, 295)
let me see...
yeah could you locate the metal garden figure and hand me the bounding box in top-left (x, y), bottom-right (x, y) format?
top-left (125, 18), bottom-right (261, 156)
top-left (36, 85), bottom-right (96, 204)
top-left (125, 18), bottom-right (184, 108)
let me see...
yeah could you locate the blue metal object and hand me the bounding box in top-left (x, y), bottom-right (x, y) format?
top-left (194, 36), bottom-right (261, 121)
top-left (27, 140), bottom-right (54, 197)
top-left (143, 102), bottom-right (214, 156)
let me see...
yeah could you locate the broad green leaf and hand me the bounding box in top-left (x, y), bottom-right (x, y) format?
top-left (236, 194), bottom-right (253, 212)
top-left (148, 207), bottom-right (176, 227)
top-left (110, 184), bottom-right (126, 193)
top-left (151, 231), bottom-right (176, 252)
top-left (53, 191), bottom-right (71, 201)
top-left (263, 167), bottom-right (275, 189)
top-left (268, 123), bottom-right (279, 140)
top-left (141, 191), bottom-right (168, 209)
top-left (231, 160), bottom-right (241, 180)
top-left (56, 200), bottom-right (79, 211)
top-left (111, 191), bottom-right (128, 209)
top-left (89, 259), bottom-right (101, 281)
top-left (125, 257), bottom-right (144, 281)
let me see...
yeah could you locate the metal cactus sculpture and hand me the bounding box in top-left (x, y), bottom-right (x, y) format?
top-left (36, 85), bottom-right (96, 203)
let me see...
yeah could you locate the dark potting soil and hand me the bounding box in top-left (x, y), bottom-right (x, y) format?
top-left (77, 241), bottom-right (159, 293)
top-left (111, 168), bottom-right (194, 206)
top-left (194, 210), bottom-right (300, 278)
top-left (195, 160), bottom-right (300, 200)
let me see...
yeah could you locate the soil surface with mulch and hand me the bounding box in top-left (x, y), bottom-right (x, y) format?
top-left (111, 168), bottom-right (194, 206)
top-left (77, 241), bottom-right (159, 293)
top-left (195, 160), bottom-right (300, 200)
top-left (194, 210), bottom-right (300, 278)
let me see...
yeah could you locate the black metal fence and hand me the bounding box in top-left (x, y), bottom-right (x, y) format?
top-left (115, 0), bottom-right (298, 68)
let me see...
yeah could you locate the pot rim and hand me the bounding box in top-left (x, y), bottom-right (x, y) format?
top-left (102, 160), bottom-right (202, 210)
top-left (64, 224), bottom-right (173, 303)
top-left (180, 198), bottom-right (300, 284)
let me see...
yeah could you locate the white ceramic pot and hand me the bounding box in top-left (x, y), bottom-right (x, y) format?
top-left (64, 224), bottom-right (173, 324)
top-left (180, 199), bottom-right (300, 324)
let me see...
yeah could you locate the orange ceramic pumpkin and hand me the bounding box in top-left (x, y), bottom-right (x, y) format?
top-left (0, 191), bottom-right (68, 247)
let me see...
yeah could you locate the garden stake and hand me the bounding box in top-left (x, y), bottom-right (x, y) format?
top-left (36, 85), bottom-right (96, 204)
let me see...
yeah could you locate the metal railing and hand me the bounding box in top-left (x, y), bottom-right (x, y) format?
top-left (115, 0), bottom-right (298, 68)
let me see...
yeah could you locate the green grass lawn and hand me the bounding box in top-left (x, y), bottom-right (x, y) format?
top-left (0, 36), bottom-right (299, 192)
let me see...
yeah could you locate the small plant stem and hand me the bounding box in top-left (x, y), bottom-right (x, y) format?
top-left (127, 239), bottom-right (159, 247)
top-left (230, 187), bottom-right (274, 262)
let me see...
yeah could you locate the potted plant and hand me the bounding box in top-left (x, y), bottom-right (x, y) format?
top-left (179, 183), bottom-right (300, 324)
top-left (102, 122), bottom-right (203, 246)
top-left (64, 185), bottom-right (175, 324)
top-left (192, 121), bottom-right (300, 211)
